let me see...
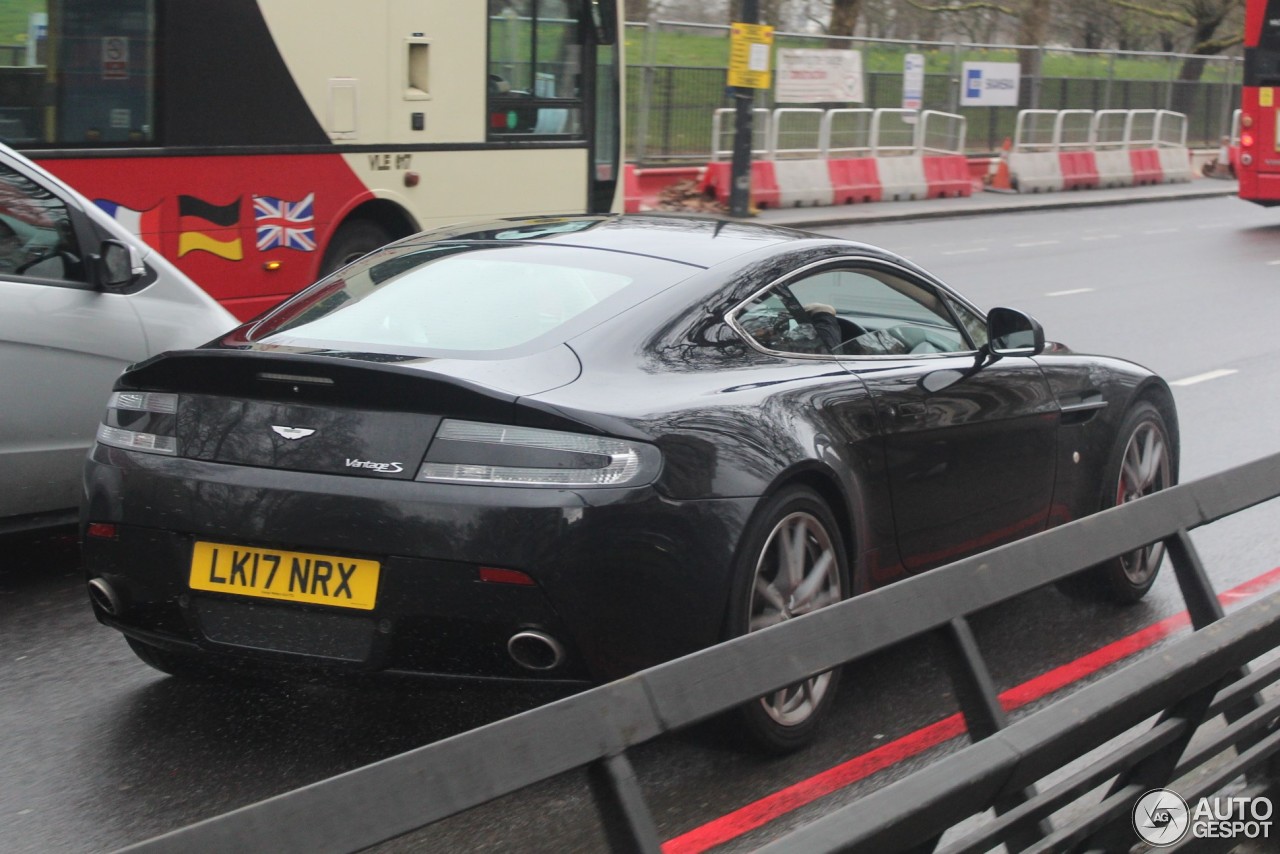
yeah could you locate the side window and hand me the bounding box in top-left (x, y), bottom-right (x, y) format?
top-left (0, 163), bottom-right (85, 283)
top-left (0, 1), bottom-right (157, 147)
top-left (786, 266), bottom-right (968, 356)
top-left (943, 294), bottom-right (988, 349)
top-left (488, 0), bottom-right (585, 139)
top-left (733, 286), bottom-right (834, 356)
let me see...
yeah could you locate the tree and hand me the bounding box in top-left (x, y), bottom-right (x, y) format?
top-left (1109, 0), bottom-right (1244, 82)
top-left (828, 0), bottom-right (865, 35)
top-left (907, 1), bottom-right (1054, 73)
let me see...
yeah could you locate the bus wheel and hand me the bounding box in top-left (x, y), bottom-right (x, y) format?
top-left (320, 220), bottom-right (393, 276)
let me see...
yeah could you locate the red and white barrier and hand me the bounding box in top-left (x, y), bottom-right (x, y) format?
top-left (828, 158), bottom-right (881, 204)
top-left (922, 155), bottom-right (973, 198)
top-left (1129, 148), bottom-right (1164, 185)
top-left (1057, 151), bottom-right (1100, 190)
top-left (697, 161), bottom-right (780, 209)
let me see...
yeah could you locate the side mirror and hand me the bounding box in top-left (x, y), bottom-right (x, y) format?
top-left (987, 307), bottom-right (1045, 357)
top-left (96, 239), bottom-right (143, 290)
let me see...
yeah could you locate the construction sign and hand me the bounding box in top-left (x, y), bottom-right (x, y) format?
top-left (728, 22), bottom-right (774, 89)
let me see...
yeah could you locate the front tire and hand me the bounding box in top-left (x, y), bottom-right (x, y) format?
top-left (1070, 401), bottom-right (1175, 603)
top-left (726, 485), bottom-right (848, 753)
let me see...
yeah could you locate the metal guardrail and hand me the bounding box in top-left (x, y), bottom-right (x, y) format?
top-left (1013, 108), bottom-right (1189, 153)
top-left (117, 452), bottom-right (1280, 853)
top-left (715, 106), bottom-right (968, 161)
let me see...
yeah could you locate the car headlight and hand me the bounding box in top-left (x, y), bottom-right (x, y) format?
top-left (96, 391), bottom-right (179, 455)
top-left (417, 419), bottom-right (660, 487)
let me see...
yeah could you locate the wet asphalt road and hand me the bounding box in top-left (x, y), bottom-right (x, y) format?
top-left (4, 195), bottom-right (1280, 853)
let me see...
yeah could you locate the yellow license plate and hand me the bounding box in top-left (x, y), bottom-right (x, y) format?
top-left (189, 541), bottom-right (380, 610)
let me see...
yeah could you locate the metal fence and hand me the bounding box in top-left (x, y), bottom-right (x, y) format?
top-left (116, 451), bottom-right (1280, 853)
top-left (627, 20), bottom-right (1243, 163)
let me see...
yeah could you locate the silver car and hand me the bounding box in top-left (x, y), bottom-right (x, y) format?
top-left (0, 143), bottom-right (235, 533)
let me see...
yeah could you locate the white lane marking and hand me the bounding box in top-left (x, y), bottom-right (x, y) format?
top-left (1197, 222), bottom-right (1236, 229)
top-left (1082, 234), bottom-right (1121, 241)
top-left (1143, 228), bottom-right (1179, 235)
top-left (1046, 288), bottom-right (1095, 297)
top-left (1015, 240), bottom-right (1061, 248)
top-left (941, 247), bottom-right (989, 255)
top-left (1170, 369), bottom-right (1238, 387)
top-left (1267, 260), bottom-right (1280, 266)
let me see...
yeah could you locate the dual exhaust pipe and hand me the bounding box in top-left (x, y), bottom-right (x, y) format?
top-left (87, 577), bottom-right (123, 617)
top-left (507, 630), bottom-right (565, 671)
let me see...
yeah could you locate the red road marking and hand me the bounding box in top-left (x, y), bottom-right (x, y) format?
top-left (662, 565), bottom-right (1280, 854)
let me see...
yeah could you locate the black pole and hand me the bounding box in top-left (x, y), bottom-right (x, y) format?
top-left (728, 0), bottom-right (760, 218)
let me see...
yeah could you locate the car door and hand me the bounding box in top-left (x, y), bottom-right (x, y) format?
top-left (0, 156), bottom-right (148, 524)
top-left (787, 260), bottom-right (1060, 574)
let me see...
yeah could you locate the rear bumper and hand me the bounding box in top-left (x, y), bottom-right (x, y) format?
top-left (82, 445), bottom-right (755, 682)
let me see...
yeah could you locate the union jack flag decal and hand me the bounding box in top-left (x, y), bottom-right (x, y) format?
top-left (253, 193), bottom-right (316, 252)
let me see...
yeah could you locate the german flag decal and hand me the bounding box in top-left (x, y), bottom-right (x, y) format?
top-left (178, 195), bottom-right (243, 260)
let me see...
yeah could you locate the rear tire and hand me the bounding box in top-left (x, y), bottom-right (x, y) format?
top-left (725, 485), bottom-right (848, 753)
top-left (1063, 401), bottom-right (1174, 603)
top-left (319, 219), bottom-right (394, 276)
top-left (126, 637), bottom-right (218, 680)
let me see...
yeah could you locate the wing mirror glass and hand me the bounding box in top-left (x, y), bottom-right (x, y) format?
top-left (987, 307), bottom-right (1045, 357)
top-left (97, 239), bottom-right (142, 290)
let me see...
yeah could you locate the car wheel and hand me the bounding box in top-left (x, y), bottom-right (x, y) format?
top-left (126, 637), bottom-right (218, 680)
top-left (1069, 402), bottom-right (1175, 603)
top-left (319, 219), bottom-right (394, 276)
top-left (726, 485), bottom-right (848, 753)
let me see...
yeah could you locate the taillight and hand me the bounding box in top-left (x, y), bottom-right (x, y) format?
top-left (417, 419), bottom-right (661, 488)
top-left (95, 391), bottom-right (179, 455)
top-left (1242, 113), bottom-right (1254, 129)
top-left (1242, 132), bottom-right (1255, 148)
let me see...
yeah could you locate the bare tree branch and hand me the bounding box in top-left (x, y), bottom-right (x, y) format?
top-left (1107, 0), bottom-right (1195, 27)
top-left (906, 0), bottom-right (1017, 15)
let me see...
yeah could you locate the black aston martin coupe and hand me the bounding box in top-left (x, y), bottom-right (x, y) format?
top-left (82, 214), bottom-right (1177, 751)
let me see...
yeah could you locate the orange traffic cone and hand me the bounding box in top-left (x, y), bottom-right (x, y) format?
top-left (989, 136), bottom-right (1014, 192)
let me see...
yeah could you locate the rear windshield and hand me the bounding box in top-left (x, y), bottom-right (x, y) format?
top-left (249, 242), bottom-right (697, 357)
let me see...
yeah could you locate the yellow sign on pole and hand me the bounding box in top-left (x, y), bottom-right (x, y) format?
top-left (728, 22), bottom-right (774, 89)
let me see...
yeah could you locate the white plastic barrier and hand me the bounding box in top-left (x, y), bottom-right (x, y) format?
top-left (1007, 152), bottom-right (1064, 193)
top-left (1092, 110), bottom-right (1134, 187)
top-left (1157, 148), bottom-right (1193, 183)
top-left (1155, 109), bottom-right (1193, 183)
top-left (709, 108), bottom-right (772, 162)
top-left (875, 156), bottom-right (928, 201)
top-left (773, 159), bottom-right (834, 206)
top-left (769, 108), bottom-right (825, 159)
top-left (1093, 149), bottom-right (1135, 187)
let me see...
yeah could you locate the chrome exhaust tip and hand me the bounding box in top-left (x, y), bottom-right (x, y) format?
top-left (507, 630), bottom-right (565, 671)
top-left (87, 577), bottom-right (123, 617)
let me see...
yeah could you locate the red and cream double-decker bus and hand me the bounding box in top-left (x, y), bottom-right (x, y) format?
top-left (1241, 0), bottom-right (1280, 205)
top-left (2, 1), bottom-right (622, 318)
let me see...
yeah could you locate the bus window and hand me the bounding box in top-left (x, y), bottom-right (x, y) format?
top-left (0, 0), bottom-right (158, 147)
top-left (487, 0), bottom-right (584, 138)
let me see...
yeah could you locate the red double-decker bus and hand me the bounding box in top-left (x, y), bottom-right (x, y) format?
top-left (2, 1), bottom-right (622, 318)
top-left (1241, 0), bottom-right (1280, 205)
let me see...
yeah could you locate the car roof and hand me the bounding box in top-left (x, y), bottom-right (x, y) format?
top-left (391, 214), bottom-right (816, 268)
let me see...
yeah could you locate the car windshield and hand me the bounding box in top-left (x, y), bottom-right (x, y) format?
top-left (250, 242), bottom-right (697, 356)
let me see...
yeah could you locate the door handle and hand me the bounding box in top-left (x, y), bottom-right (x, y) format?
top-left (893, 402), bottom-right (927, 419)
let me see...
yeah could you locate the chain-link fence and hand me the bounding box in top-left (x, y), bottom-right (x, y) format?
top-left (626, 20), bottom-right (1243, 164)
